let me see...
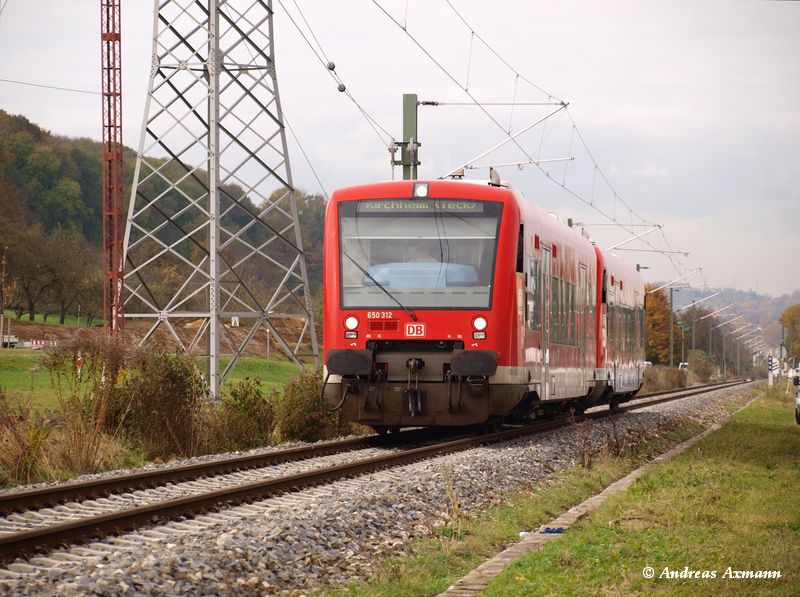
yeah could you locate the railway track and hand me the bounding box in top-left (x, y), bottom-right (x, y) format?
top-left (0, 380), bottom-right (747, 566)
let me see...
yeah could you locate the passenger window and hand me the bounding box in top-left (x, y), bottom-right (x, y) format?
top-left (527, 259), bottom-right (541, 331)
top-left (516, 224), bottom-right (524, 273)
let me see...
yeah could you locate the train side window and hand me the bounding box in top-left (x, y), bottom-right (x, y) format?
top-left (571, 283), bottom-right (577, 346)
top-left (566, 282), bottom-right (573, 345)
top-left (625, 308), bottom-right (630, 353)
top-left (559, 278), bottom-right (565, 344)
top-left (551, 276), bottom-right (559, 343)
top-left (516, 224), bottom-right (524, 274)
top-left (601, 269), bottom-right (607, 304)
top-left (527, 259), bottom-right (542, 331)
top-left (629, 307), bottom-right (635, 353)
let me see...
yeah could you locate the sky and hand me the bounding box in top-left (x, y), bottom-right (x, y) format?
top-left (0, 0), bottom-right (798, 298)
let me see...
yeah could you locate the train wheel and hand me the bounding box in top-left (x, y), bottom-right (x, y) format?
top-left (481, 419), bottom-right (502, 434)
top-left (609, 397), bottom-right (620, 412)
top-left (371, 425), bottom-right (389, 436)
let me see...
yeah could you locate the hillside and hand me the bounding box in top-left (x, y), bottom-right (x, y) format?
top-left (669, 287), bottom-right (798, 347)
top-left (0, 110), bottom-right (326, 324)
top-left (0, 109), bottom-right (138, 244)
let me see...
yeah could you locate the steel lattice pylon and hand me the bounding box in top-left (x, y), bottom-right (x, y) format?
top-left (124, 0), bottom-right (319, 395)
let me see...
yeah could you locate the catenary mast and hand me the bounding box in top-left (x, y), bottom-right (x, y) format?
top-left (101, 0), bottom-right (124, 334)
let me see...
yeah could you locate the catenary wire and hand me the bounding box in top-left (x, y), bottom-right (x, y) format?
top-left (275, 0), bottom-right (395, 149)
top-left (436, 0), bottom-right (696, 277)
top-left (217, 2), bottom-right (330, 200)
top-left (0, 77), bottom-right (99, 95)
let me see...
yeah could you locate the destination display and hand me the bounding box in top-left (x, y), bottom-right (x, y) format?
top-left (359, 199), bottom-right (485, 213)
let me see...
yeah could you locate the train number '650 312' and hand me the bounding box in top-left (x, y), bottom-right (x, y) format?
top-left (366, 311), bottom-right (394, 319)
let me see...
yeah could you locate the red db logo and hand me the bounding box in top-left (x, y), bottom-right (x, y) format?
top-left (405, 323), bottom-right (426, 337)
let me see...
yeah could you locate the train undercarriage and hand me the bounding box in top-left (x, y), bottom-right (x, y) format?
top-left (323, 341), bottom-right (641, 429)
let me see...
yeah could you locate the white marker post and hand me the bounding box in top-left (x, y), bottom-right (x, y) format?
top-left (768, 355), bottom-right (774, 388)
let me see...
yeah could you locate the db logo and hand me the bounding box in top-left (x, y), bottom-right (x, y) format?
top-left (405, 323), bottom-right (426, 337)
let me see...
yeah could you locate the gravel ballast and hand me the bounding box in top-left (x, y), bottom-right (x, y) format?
top-left (1, 383), bottom-right (758, 595)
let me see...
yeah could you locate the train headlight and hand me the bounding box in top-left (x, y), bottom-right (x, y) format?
top-left (344, 315), bottom-right (359, 330)
top-left (472, 316), bottom-right (488, 331)
top-left (413, 182), bottom-right (429, 198)
top-left (473, 331), bottom-right (487, 340)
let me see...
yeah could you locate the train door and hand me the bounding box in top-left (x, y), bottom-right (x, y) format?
top-left (542, 247), bottom-right (552, 400)
top-left (579, 264), bottom-right (588, 382)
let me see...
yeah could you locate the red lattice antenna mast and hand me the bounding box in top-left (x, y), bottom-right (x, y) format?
top-left (101, 0), bottom-right (124, 334)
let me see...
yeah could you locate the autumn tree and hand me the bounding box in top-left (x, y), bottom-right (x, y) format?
top-left (779, 304), bottom-right (800, 360)
top-left (644, 284), bottom-right (681, 364)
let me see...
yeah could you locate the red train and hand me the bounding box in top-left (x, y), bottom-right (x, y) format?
top-left (322, 179), bottom-right (645, 429)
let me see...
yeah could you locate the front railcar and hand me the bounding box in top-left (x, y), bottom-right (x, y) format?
top-left (322, 180), bottom-right (528, 427)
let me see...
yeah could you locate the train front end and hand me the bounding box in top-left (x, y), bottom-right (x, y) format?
top-left (322, 180), bottom-right (526, 428)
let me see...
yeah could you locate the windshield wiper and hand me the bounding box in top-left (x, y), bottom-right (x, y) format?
top-left (343, 252), bottom-right (418, 321)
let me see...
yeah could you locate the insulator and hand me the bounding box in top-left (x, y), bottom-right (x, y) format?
top-left (337, 83), bottom-right (346, 92)
top-left (326, 61), bottom-right (336, 70)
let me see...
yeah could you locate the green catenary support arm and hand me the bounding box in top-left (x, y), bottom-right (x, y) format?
top-left (402, 93), bottom-right (419, 180)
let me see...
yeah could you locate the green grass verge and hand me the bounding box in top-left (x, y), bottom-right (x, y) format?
top-left (0, 350), bottom-right (58, 409)
top-left (221, 357), bottom-right (301, 394)
top-left (328, 419), bottom-right (707, 596)
top-left (484, 386), bottom-right (799, 596)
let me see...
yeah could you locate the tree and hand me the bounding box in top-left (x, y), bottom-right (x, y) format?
top-left (0, 245), bottom-right (16, 343)
top-left (644, 285), bottom-right (679, 364)
top-left (6, 225), bottom-right (52, 321)
top-left (46, 227), bottom-right (97, 324)
top-left (779, 304), bottom-right (800, 360)
top-left (81, 271), bottom-right (104, 327)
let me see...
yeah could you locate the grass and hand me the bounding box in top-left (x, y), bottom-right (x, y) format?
top-left (221, 357), bottom-right (301, 394)
top-left (0, 349), bottom-right (58, 408)
top-left (330, 420), bottom-right (707, 596)
top-left (1, 308), bottom-right (99, 328)
top-left (484, 385), bottom-right (799, 596)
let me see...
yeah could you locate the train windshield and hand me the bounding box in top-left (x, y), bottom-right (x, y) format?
top-left (339, 198), bottom-right (503, 309)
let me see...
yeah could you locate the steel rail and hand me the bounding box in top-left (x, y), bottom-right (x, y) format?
top-left (0, 428), bottom-right (439, 515)
top-left (0, 380), bottom-right (748, 564)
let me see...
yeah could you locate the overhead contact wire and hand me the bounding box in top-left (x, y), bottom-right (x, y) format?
top-left (370, 0), bottom-right (548, 164)
top-left (441, 0), bottom-right (685, 268)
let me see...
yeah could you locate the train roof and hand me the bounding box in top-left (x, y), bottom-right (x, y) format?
top-left (329, 179), bottom-right (518, 201)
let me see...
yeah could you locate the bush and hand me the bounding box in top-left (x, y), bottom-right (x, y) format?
top-left (42, 332), bottom-right (130, 474)
top-left (2, 343), bottom-right (358, 488)
top-left (115, 347), bottom-right (207, 459)
top-left (687, 349), bottom-right (714, 382)
top-left (641, 365), bottom-right (688, 394)
top-left (270, 368), bottom-right (349, 443)
top-left (218, 377), bottom-right (274, 450)
top-left (0, 390), bottom-right (54, 485)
